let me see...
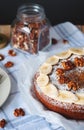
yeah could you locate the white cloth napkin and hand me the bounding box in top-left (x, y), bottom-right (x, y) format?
top-left (0, 22), bottom-right (84, 130)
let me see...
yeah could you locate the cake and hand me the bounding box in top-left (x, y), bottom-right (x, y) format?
top-left (34, 48), bottom-right (84, 120)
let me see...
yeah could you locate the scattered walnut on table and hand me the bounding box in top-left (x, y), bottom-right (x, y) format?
top-left (19, 108), bottom-right (25, 116)
top-left (52, 38), bottom-right (58, 44)
top-left (0, 119), bottom-right (7, 128)
top-left (14, 108), bottom-right (25, 117)
top-left (74, 57), bottom-right (84, 67)
top-left (14, 108), bottom-right (20, 117)
top-left (0, 54), bottom-right (5, 61)
top-left (8, 49), bottom-right (17, 56)
top-left (63, 39), bottom-right (68, 44)
top-left (56, 68), bottom-right (65, 75)
top-left (58, 75), bottom-right (70, 84)
top-left (4, 61), bottom-right (14, 68)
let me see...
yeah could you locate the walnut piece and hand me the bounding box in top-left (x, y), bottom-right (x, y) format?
top-left (67, 81), bottom-right (78, 91)
top-left (62, 60), bottom-right (75, 70)
top-left (4, 61), bottom-right (14, 68)
top-left (14, 108), bottom-right (25, 117)
top-left (58, 75), bottom-right (70, 84)
top-left (0, 119), bottom-right (7, 128)
top-left (8, 49), bottom-right (16, 56)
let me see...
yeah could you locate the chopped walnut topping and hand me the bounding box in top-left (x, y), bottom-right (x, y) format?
top-left (55, 55), bottom-right (84, 92)
top-left (62, 60), bottom-right (75, 70)
top-left (67, 81), bottom-right (78, 91)
top-left (58, 75), bottom-right (70, 84)
top-left (79, 72), bottom-right (84, 81)
top-left (14, 108), bottom-right (25, 117)
top-left (74, 57), bottom-right (84, 67)
top-left (0, 119), bottom-right (7, 128)
top-left (56, 68), bottom-right (65, 75)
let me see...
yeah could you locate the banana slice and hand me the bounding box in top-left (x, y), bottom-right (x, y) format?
top-left (76, 93), bottom-right (84, 105)
top-left (39, 63), bottom-right (52, 74)
top-left (57, 90), bottom-right (78, 103)
top-left (69, 48), bottom-right (84, 55)
top-left (46, 55), bottom-right (59, 65)
top-left (36, 74), bottom-right (49, 87)
top-left (56, 51), bottom-right (71, 59)
top-left (41, 83), bottom-right (58, 99)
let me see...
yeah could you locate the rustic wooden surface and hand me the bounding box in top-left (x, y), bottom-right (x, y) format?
top-left (0, 25), bottom-right (84, 39)
top-left (77, 25), bottom-right (84, 33)
top-left (0, 25), bottom-right (10, 38)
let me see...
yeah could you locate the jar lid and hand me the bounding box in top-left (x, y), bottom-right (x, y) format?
top-left (0, 33), bottom-right (8, 48)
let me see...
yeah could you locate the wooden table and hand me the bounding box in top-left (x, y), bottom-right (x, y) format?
top-left (77, 25), bottom-right (84, 33)
top-left (0, 25), bottom-right (10, 38)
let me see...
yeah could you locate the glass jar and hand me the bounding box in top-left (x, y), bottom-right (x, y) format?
top-left (10, 3), bottom-right (51, 54)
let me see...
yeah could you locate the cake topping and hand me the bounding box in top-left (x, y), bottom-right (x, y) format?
top-left (56, 51), bottom-right (71, 59)
top-left (57, 90), bottom-right (78, 103)
top-left (56, 68), bottom-right (64, 76)
top-left (39, 63), bottom-right (52, 74)
top-left (69, 48), bottom-right (84, 55)
top-left (46, 55), bottom-right (59, 65)
top-left (58, 75), bottom-right (70, 84)
top-left (41, 83), bottom-right (58, 99)
top-left (74, 57), bottom-right (84, 67)
top-left (67, 81), bottom-right (78, 91)
top-left (62, 60), bottom-right (75, 70)
top-left (36, 74), bottom-right (49, 87)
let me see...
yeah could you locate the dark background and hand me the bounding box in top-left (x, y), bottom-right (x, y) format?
top-left (0, 0), bottom-right (84, 25)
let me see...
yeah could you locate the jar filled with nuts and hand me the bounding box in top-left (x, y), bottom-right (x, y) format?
top-left (11, 3), bottom-right (51, 54)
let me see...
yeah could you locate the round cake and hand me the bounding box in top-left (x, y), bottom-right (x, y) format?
top-left (34, 48), bottom-right (84, 120)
